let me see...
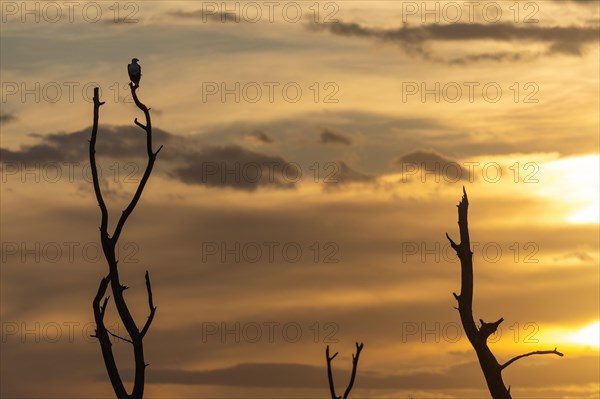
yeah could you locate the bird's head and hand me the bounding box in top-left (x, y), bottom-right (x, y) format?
top-left (132, 58), bottom-right (139, 63)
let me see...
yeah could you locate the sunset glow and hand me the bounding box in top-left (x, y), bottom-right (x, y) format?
top-left (569, 321), bottom-right (600, 348)
top-left (1, 1), bottom-right (598, 398)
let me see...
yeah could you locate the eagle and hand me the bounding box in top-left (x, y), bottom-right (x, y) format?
top-left (128, 58), bottom-right (141, 86)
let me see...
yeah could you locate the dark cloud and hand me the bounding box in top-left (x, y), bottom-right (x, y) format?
top-left (1, 111), bottom-right (456, 190)
top-left (565, 0), bottom-right (600, 5)
top-left (147, 354), bottom-right (596, 389)
top-left (392, 150), bottom-right (471, 181)
top-left (0, 125), bottom-right (174, 164)
top-left (193, 111), bottom-right (453, 175)
top-left (448, 51), bottom-right (538, 65)
top-left (309, 21), bottom-right (599, 62)
top-left (147, 361), bottom-right (478, 388)
top-left (548, 40), bottom-right (587, 56)
top-left (319, 128), bottom-right (352, 145)
top-left (245, 129), bottom-right (274, 143)
top-left (169, 9), bottom-right (244, 23)
top-left (171, 144), bottom-right (295, 191)
top-left (323, 161), bottom-right (374, 190)
top-left (0, 112), bottom-right (17, 124)
top-left (0, 125), bottom-right (293, 191)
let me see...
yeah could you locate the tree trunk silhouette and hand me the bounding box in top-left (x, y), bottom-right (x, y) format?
top-left (325, 342), bottom-right (364, 399)
top-left (89, 82), bottom-right (162, 399)
top-left (446, 188), bottom-right (563, 399)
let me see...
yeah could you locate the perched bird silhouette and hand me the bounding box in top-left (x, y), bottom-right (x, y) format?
top-left (128, 58), bottom-right (141, 86)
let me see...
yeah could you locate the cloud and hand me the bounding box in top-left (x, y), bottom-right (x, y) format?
top-left (0, 125), bottom-right (294, 191)
top-left (0, 112), bottom-right (17, 124)
top-left (168, 9), bottom-right (245, 23)
top-left (309, 21), bottom-right (599, 62)
top-left (146, 354), bottom-right (597, 389)
top-left (244, 129), bottom-right (274, 144)
top-left (392, 150), bottom-right (471, 181)
top-left (190, 111), bottom-right (457, 175)
top-left (0, 126), bottom-right (175, 164)
top-left (319, 128), bottom-right (352, 145)
top-left (547, 40), bottom-right (588, 56)
top-left (447, 51), bottom-right (538, 65)
top-left (553, 251), bottom-right (596, 263)
top-left (323, 161), bottom-right (374, 190)
top-left (147, 362), bottom-right (479, 389)
top-left (171, 144), bottom-right (295, 191)
top-left (565, 0), bottom-right (600, 5)
top-left (1, 111), bottom-right (457, 189)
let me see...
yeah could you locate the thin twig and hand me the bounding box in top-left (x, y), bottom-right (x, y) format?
top-left (501, 348), bottom-right (564, 370)
top-left (107, 329), bottom-right (134, 344)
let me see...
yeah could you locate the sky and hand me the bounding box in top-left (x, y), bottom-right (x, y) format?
top-left (1, 1), bottom-right (599, 398)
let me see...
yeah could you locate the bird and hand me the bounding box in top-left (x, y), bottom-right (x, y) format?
top-left (128, 58), bottom-right (141, 86)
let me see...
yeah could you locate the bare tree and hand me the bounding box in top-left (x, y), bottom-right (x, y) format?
top-left (446, 188), bottom-right (563, 399)
top-left (89, 81), bottom-right (162, 399)
top-left (326, 342), bottom-right (364, 399)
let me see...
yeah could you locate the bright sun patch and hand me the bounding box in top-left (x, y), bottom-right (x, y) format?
top-left (567, 321), bottom-right (600, 348)
top-left (567, 205), bottom-right (600, 224)
top-left (533, 154), bottom-right (599, 224)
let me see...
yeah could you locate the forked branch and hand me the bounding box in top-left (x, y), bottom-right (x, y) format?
top-left (326, 342), bottom-right (364, 399)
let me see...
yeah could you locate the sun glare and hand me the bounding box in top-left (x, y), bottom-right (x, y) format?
top-left (536, 155), bottom-right (599, 224)
top-left (568, 321), bottom-right (600, 348)
top-left (567, 205), bottom-right (600, 224)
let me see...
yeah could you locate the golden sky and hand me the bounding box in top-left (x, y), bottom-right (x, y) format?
top-left (1, 1), bottom-right (599, 398)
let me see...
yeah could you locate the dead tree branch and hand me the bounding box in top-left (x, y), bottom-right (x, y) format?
top-left (446, 187), bottom-right (563, 399)
top-left (501, 348), bottom-right (564, 370)
top-left (326, 342), bottom-right (364, 399)
top-left (89, 82), bottom-right (161, 399)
